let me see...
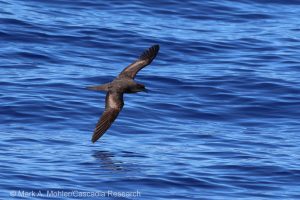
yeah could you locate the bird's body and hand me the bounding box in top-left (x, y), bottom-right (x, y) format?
top-left (88, 45), bottom-right (159, 143)
top-left (108, 78), bottom-right (145, 93)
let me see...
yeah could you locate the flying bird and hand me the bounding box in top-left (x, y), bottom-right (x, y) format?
top-left (88, 45), bottom-right (160, 143)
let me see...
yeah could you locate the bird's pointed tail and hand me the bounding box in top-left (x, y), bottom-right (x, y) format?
top-left (87, 83), bottom-right (109, 91)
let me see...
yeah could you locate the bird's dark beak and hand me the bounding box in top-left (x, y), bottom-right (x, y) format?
top-left (143, 88), bottom-right (149, 93)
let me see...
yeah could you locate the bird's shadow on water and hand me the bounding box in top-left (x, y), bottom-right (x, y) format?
top-left (92, 150), bottom-right (124, 171)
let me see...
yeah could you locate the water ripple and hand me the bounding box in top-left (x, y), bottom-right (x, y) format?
top-left (1, 0), bottom-right (300, 199)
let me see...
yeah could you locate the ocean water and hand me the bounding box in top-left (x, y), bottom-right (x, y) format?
top-left (1, 0), bottom-right (300, 199)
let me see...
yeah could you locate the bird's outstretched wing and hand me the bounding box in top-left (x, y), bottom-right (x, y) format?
top-left (118, 44), bottom-right (159, 79)
top-left (91, 92), bottom-right (124, 143)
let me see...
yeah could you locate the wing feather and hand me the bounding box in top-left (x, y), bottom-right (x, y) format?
top-left (91, 92), bottom-right (124, 143)
top-left (118, 44), bottom-right (159, 79)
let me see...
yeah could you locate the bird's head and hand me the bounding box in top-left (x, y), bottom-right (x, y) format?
top-left (136, 83), bottom-right (148, 93)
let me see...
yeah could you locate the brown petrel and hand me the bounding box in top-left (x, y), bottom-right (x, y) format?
top-left (88, 45), bottom-right (160, 143)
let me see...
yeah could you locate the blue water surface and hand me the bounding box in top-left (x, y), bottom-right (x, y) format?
top-left (1, 0), bottom-right (300, 199)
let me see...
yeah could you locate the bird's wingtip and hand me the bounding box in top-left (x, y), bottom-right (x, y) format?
top-left (153, 44), bottom-right (159, 48)
top-left (151, 44), bottom-right (160, 51)
top-left (139, 44), bottom-right (160, 61)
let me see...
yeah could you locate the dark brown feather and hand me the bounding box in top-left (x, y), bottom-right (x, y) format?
top-left (87, 83), bottom-right (110, 91)
top-left (91, 92), bottom-right (124, 143)
top-left (118, 44), bottom-right (159, 79)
